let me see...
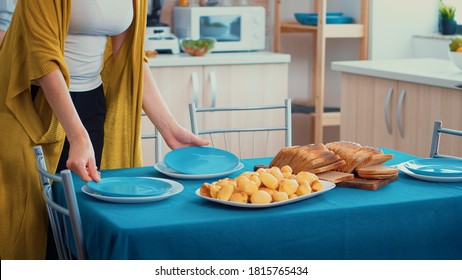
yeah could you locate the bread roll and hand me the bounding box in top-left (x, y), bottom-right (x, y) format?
top-left (251, 190), bottom-right (272, 204)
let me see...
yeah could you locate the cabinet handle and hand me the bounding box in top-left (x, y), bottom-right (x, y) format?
top-left (384, 87), bottom-right (393, 135)
top-left (209, 71), bottom-right (217, 107)
top-left (397, 89), bottom-right (406, 138)
top-left (191, 72), bottom-right (199, 105)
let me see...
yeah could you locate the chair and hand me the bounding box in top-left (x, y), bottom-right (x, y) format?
top-left (429, 120), bottom-right (462, 159)
top-left (33, 146), bottom-right (87, 260)
top-left (189, 98), bottom-right (292, 158)
top-left (141, 112), bottom-right (162, 163)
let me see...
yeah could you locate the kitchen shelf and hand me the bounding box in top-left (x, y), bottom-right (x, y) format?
top-left (274, 0), bottom-right (369, 144)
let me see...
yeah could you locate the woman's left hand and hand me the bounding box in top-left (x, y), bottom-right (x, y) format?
top-left (162, 124), bottom-right (209, 150)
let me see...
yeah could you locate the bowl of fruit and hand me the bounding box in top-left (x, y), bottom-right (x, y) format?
top-left (180, 38), bottom-right (216, 57)
top-left (449, 36), bottom-right (462, 71)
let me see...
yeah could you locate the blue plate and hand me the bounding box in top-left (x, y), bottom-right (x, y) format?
top-left (164, 146), bottom-right (240, 175)
top-left (294, 13), bottom-right (353, 25)
top-left (86, 177), bottom-right (174, 197)
top-left (403, 158), bottom-right (462, 177)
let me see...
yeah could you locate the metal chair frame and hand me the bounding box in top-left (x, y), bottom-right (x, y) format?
top-left (189, 98), bottom-right (292, 158)
top-left (33, 146), bottom-right (87, 260)
top-left (429, 120), bottom-right (462, 159)
top-left (141, 112), bottom-right (162, 163)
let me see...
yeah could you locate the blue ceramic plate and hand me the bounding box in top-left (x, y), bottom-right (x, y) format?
top-left (86, 177), bottom-right (175, 197)
top-left (294, 13), bottom-right (353, 25)
top-left (154, 161), bottom-right (244, 180)
top-left (403, 158), bottom-right (462, 177)
top-left (164, 146), bottom-right (240, 175)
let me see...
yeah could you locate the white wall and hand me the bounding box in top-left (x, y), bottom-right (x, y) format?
top-left (369, 0), bottom-right (439, 59)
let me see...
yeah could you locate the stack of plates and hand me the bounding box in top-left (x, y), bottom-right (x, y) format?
top-left (82, 177), bottom-right (184, 203)
top-left (155, 146), bottom-right (243, 179)
top-left (294, 12), bottom-right (354, 25)
top-left (397, 157), bottom-right (462, 182)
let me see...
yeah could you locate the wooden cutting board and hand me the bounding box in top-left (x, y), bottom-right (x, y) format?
top-left (336, 175), bottom-right (399, 190)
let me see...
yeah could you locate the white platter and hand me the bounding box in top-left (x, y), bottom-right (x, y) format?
top-left (154, 161), bottom-right (244, 180)
top-left (195, 180), bottom-right (336, 208)
top-left (81, 177), bottom-right (184, 203)
top-left (397, 163), bottom-right (462, 183)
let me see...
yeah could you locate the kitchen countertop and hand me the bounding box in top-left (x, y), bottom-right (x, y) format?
top-left (148, 51), bottom-right (291, 67)
top-left (331, 58), bottom-right (462, 90)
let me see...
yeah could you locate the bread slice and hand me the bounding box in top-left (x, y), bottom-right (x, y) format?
top-left (270, 146), bottom-right (299, 167)
top-left (356, 153), bottom-right (394, 169)
top-left (294, 153), bottom-right (341, 174)
top-left (327, 141), bottom-right (362, 172)
top-left (317, 171), bottom-right (355, 183)
top-left (356, 164), bottom-right (398, 175)
top-left (357, 173), bottom-right (398, 180)
top-left (348, 146), bottom-right (382, 173)
top-left (338, 147), bottom-right (371, 173)
top-left (307, 159), bottom-right (346, 174)
top-left (288, 144), bottom-right (327, 171)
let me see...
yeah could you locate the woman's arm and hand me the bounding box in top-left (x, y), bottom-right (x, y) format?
top-left (37, 69), bottom-right (100, 182)
top-left (141, 62), bottom-right (209, 149)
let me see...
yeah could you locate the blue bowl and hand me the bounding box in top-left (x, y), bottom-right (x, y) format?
top-left (294, 13), bottom-right (353, 26)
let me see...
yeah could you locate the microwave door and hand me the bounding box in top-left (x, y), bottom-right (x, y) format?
top-left (199, 15), bottom-right (241, 42)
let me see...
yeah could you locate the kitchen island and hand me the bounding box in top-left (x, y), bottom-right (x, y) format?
top-left (332, 58), bottom-right (462, 158)
top-left (332, 58), bottom-right (462, 90)
top-left (142, 52), bottom-right (291, 163)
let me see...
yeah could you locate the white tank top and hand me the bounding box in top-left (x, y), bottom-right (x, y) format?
top-left (65, 0), bottom-right (133, 92)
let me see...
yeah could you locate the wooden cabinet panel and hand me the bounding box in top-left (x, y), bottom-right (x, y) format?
top-left (340, 73), bottom-right (462, 157)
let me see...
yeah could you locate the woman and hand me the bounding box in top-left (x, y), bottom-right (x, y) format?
top-left (0, 0), bottom-right (207, 259)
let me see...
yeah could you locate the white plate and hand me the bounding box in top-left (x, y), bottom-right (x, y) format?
top-left (81, 177), bottom-right (184, 203)
top-left (154, 161), bottom-right (244, 180)
top-left (195, 180), bottom-right (336, 208)
top-left (397, 163), bottom-right (462, 183)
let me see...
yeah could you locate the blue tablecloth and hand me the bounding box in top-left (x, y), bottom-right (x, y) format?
top-left (55, 148), bottom-right (462, 260)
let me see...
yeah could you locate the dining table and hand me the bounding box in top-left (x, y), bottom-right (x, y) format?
top-left (53, 148), bottom-right (462, 260)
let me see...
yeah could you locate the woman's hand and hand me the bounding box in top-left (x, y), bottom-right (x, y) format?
top-left (162, 124), bottom-right (209, 150)
top-left (66, 137), bottom-right (101, 183)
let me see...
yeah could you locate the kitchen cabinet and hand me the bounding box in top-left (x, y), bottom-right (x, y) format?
top-left (340, 73), bottom-right (462, 157)
top-left (141, 61), bottom-right (289, 164)
top-left (274, 0), bottom-right (369, 144)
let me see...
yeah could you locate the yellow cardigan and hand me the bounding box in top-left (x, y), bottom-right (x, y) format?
top-left (0, 0), bottom-right (146, 259)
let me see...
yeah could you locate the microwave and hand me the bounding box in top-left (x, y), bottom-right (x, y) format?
top-left (173, 6), bottom-right (266, 52)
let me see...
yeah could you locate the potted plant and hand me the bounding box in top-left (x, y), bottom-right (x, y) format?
top-left (439, 1), bottom-right (457, 35)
